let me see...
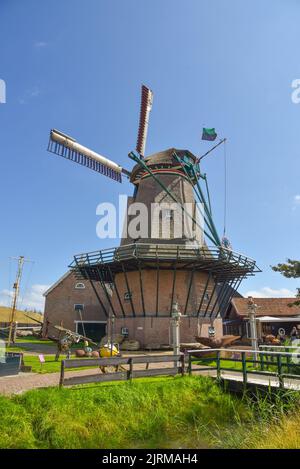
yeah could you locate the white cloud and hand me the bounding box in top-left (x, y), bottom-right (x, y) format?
top-left (294, 195), bottom-right (300, 205)
top-left (0, 284), bottom-right (50, 312)
top-left (243, 286), bottom-right (296, 298)
top-left (19, 86), bottom-right (41, 104)
top-left (34, 41), bottom-right (47, 48)
top-left (30, 87), bottom-right (41, 97)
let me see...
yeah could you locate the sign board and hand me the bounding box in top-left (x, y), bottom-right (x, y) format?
top-left (38, 354), bottom-right (45, 363)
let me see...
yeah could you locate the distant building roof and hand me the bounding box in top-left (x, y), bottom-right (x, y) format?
top-left (231, 297), bottom-right (300, 318)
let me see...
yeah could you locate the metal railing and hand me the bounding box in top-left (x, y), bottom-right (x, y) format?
top-left (72, 243), bottom-right (258, 271)
top-left (187, 348), bottom-right (300, 390)
top-left (259, 344), bottom-right (300, 351)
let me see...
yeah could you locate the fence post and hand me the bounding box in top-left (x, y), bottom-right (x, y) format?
top-left (188, 353), bottom-right (192, 376)
top-left (59, 360), bottom-right (65, 388)
top-left (216, 350), bottom-right (221, 381)
top-left (180, 354), bottom-right (185, 377)
top-left (277, 354), bottom-right (284, 389)
top-left (260, 352), bottom-right (264, 371)
top-left (242, 352), bottom-right (247, 388)
top-left (128, 357), bottom-right (133, 381)
top-left (286, 351), bottom-right (291, 373)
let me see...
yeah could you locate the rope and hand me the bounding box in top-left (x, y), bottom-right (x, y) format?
top-left (223, 139), bottom-right (227, 237)
top-left (7, 257), bottom-right (12, 307)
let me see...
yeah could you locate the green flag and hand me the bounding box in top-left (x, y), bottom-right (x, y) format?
top-left (202, 128), bottom-right (217, 141)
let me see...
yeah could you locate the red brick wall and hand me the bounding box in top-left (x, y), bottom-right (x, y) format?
top-left (111, 270), bottom-right (218, 317)
top-left (43, 272), bottom-right (108, 336)
top-left (115, 316), bottom-right (223, 347)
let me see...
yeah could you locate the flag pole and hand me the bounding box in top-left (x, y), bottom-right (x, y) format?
top-left (199, 138), bottom-right (226, 161)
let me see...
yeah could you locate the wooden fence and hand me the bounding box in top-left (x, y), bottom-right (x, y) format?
top-left (60, 354), bottom-right (185, 387)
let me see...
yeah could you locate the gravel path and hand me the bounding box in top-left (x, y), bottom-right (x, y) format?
top-left (0, 352), bottom-right (174, 396)
top-left (0, 368), bottom-right (103, 395)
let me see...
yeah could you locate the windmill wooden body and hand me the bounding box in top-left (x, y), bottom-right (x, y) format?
top-left (47, 86), bottom-right (259, 346)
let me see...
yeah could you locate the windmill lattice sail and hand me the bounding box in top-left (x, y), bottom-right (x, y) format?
top-left (48, 129), bottom-right (124, 182)
top-left (136, 85), bottom-right (153, 157)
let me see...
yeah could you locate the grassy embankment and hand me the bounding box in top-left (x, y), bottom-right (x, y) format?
top-left (0, 375), bottom-right (300, 449)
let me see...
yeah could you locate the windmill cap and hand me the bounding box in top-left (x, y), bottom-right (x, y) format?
top-left (130, 148), bottom-right (198, 182)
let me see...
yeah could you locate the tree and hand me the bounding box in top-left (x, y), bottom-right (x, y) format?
top-left (272, 259), bottom-right (300, 307)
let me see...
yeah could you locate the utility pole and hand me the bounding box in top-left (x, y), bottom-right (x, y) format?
top-left (247, 296), bottom-right (258, 362)
top-left (7, 256), bottom-right (25, 347)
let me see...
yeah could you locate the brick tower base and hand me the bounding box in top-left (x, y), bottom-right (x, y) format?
top-left (115, 316), bottom-right (223, 348)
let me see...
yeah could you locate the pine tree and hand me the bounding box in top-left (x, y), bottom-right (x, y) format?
top-left (272, 259), bottom-right (300, 306)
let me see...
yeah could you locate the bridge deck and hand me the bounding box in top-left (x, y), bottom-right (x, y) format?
top-left (194, 367), bottom-right (300, 391)
top-left (188, 348), bottom-right (300, 392)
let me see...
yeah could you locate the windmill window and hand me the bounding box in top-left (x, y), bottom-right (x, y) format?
top-left (75, 282), bottom-right (86, 289)
top-left (164, 209), bottom-right (173, 220)
top-left (204, 293), bottom-right (210, 301)
top-left (124, 292), bottom-right (132, 301)
top-left (74, 304), bottom-right (84, 311)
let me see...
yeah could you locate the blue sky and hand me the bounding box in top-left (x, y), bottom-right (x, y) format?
top-left (0, 0), bottom-right (299, 310)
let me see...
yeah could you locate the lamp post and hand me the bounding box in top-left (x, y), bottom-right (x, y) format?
top-left (171, 302), bottom-right (181, 362)
top-left (247, 296), bottom-right (258, 361)
top-left (110, 313), bottom-right (115, 357)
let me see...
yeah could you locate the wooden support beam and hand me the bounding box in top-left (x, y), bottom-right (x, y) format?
top-left (121, 263), bottom-right (136, 317)
top-left (138, 260), bottom-right (146, 316)
top-left (197, 272), bottom-right (212, 317)
top-left (184, 268), bottom-right (195, 316)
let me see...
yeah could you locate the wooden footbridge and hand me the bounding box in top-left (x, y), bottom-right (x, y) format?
top-left (187, 347), bottom-right (300, 392)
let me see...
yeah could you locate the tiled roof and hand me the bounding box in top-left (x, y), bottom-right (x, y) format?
top-left (231, 297), bottom-right (300, 318)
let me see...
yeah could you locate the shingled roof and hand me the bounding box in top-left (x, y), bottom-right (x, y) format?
top-left (130, 148), bottom-right (198, 182)
top-left (231, 297), bottom-right (300, 318)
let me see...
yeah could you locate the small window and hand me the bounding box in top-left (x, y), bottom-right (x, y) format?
top-left (164, 209), bottom-right (173, 220)
top-left (204, 293), bottom-right (210, 301)
top-left (75, 282), bottom-right (85, 289)
top-left (74, 304), bottom-right (84, 311)
top-left (124, 292), bottom-right (132, 301)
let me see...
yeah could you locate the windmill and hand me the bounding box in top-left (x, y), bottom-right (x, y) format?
top-left (47, 85), bottom-right (260, 346)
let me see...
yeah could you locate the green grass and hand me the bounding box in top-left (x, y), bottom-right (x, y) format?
top-left (23, 354), bottom-right (97, 374)
top-left (194, 358), bottom-right (256, 371)
top-left (15, 336), bottom-right (55, 346)
top-left (23, 355), bottom-right (63, 373)
top-left (0, 376), bottom-right (252, 449)
top-left (0, 375), bottom-right (300, 448)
